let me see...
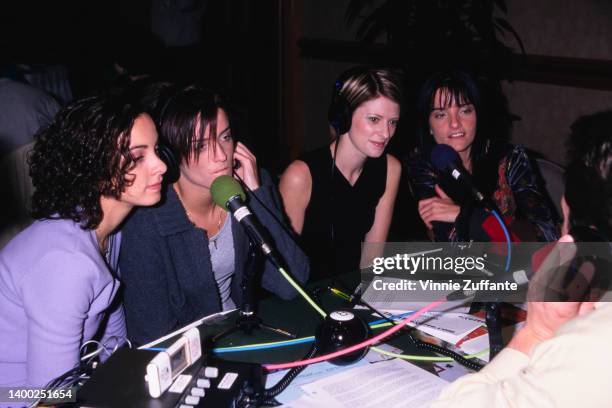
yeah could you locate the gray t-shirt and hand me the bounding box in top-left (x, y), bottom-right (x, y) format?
top-left (208, 214), bottom-right (236, 311)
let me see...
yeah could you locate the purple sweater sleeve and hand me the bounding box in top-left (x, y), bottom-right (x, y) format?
top-left (20, 249), bottom-right (120, 386)
top-left (98, 303), bottom-right (127, 362)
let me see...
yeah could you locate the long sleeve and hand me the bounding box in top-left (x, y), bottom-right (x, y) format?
top-left (504, 146), bottom-right (559, 242)
top-left (405, 146), bottom-right (559, 243)
top-left (98, 301), bottom-right (127, 362)
top-left (405, 152), bottom-right (460, 241)
top-left (20, 250), bottom-right (116, 386)
top-left (119, 216), bottom-right (183, 346)
top-left (431, 303), bottom-right (612, 408)
top-left (430, 349), bottom-right (535, 408)
top-left (249, 170), bottom-right (310, 299)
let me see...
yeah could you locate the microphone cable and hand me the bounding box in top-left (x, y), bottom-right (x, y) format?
top-left (264, 299), bottom-right (445, 371)
top-left (230, 171), bottom-right (327, 318)
top-left (344, 289), bottom-right (483, 371)
top-left (227, 171), bottom-right (486, 372)
top-left (490, 208), bottom-right (512, 272)
top-left (261, 344), bottom-right (319, 407)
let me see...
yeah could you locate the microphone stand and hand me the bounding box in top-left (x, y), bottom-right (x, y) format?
top-left (456, 202), bottom-right (505, 361)
top-left (212, 242), bottom-right (296, 344)
top-left (485, 301), bottom-right (503, 359)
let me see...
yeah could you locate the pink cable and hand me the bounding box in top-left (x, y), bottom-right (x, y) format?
top-left (264, 299), bottom-right (445, 371)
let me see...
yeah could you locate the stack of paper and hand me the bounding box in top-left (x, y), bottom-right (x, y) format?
top-left (402, 311), bottom-right (485, 345)
top-left (296, 358), bottom-right (448, 407)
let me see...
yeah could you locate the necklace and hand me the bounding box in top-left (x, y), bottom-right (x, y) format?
top-left (174, 185), bottom-right (225, 247)
top-left (94, 230), bottom-right (111, 261)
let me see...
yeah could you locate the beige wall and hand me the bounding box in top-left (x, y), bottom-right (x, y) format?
top-left (301, 1), bottom-right (378, 153)
top-left (299, 1), bottom-right (612, 164)
top-left (502, 0), bottom-right (612, 164)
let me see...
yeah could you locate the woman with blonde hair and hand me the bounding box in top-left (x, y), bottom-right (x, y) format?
top-left (280, 66), bottom-right (403, 280)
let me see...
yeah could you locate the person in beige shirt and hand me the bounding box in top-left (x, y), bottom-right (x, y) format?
top-left (432, 111), bottom-right (612, 408)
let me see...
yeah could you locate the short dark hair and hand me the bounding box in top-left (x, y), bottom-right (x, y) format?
top-left (565, 110), bottom-right (612, 234)
top-left (121, 78), bottom-right (177, 123)
top-left (29, 92), bottom-right (146, 229)
top-left (159, 86), bottom-right (227, 164)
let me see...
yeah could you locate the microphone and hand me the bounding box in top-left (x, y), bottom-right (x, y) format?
top-left (210, 175), bottom-right (280, 265)
top-left (430, 144), bottom-right (489, 207)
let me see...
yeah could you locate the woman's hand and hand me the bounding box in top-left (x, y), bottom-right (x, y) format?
top-left (417, 184), bottom-right (460, 229)
top-left (233, 142), bottom-right (260, 191)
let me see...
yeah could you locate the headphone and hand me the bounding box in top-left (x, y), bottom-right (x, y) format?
top-left (156, 143), bottom-right (181, 184)
top-left (327, 79), bottom-right (352, 137)
top-left (156, 140), bottom-right (241, 185)
top-left (155, 87), bottom-right (242, 184)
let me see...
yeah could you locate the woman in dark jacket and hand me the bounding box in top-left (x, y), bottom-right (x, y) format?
top-left (120, 86), bottom-right (309, 345)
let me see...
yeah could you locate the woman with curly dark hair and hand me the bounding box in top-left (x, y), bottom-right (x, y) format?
top-left (0, 93), bottom-right (166, 388)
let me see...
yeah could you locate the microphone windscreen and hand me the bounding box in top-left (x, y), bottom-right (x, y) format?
top-left (431, 144), bottom-right (460, 172)
top-left (210, 175), bottom-right (247, 209)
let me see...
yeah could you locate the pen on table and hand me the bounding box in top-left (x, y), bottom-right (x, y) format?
top-left (328, 287), bottom-right (354, 302)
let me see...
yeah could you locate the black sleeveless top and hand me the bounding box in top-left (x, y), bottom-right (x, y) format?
top-left (300, 145), bottom-right (387, 280)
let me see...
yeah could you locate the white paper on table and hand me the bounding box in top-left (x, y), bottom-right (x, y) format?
top-left (432, 361), bottom-right (472, 383)
top-left (300, 358), bottom-right (448, 408)
top-left (267, 344), bottom-right (404, 404)
top-left (280, 394), bottom-right (338, 408)
top-left (367, 309), bottom-right (484, 345)
top-left (359, 277), bottom-right (472, 313)
top-left (266, 359), bottom-right (369, 404)
top-left (401, 311), bottom-right (484, 345)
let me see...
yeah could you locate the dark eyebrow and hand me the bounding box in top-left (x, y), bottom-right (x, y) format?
top-left (129, 145), bottom-right (147, 151)
top-left (198, 126), bottom-right (231, 143)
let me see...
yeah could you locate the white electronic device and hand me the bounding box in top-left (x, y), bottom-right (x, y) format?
top-left (145, 328), bottom-right (202, 398)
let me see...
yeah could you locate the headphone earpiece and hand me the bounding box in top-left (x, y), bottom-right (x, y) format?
top-left (156, 143), bottom-right (181, 184)
top-left (328, 80), bottom-right (352, 137)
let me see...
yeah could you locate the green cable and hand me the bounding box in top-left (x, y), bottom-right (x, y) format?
top-left (370, 322), bottom-right (393, 330)
top-left (214, 334), bottom-right (489, 363)
top-left (267, 272), bottom-right (489, 363)
top-left (371, 346), bottom-right (489, 362)
top-left (278, 267), bottom-right (327, 318)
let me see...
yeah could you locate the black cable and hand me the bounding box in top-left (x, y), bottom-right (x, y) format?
top-left (330, 139), bottom-right (340, 244)
top-left (236, 344), bottom-right (319, 407)
top-left (353, 295), bottom-right (483, 371)
top-left (27, 361), bottom-right (93, 408)
top-left (264, 344), bottom-right (318, 399)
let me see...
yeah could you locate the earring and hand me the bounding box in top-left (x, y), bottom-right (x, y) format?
top-left (429, 129), bottom-right (434, 135)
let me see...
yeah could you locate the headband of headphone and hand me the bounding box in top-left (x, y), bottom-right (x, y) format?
top-left (327, 77), bottom-right (352, 137)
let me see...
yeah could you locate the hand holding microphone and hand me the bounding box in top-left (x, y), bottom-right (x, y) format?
top-left (417, 143), bottom-right (485, 230)
top-left (430, 143), bottom-right (493, 209)
top-left (417, 184), bottom-right (461, 229)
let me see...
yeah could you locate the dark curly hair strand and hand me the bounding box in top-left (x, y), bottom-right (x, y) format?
top-left (29, 93), bottom-right (146, 229)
